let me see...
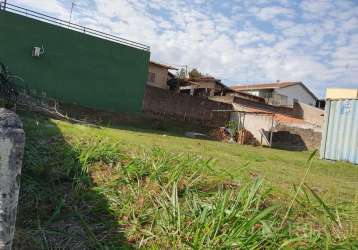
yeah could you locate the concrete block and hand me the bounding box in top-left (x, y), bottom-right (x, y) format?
top-left (0, 109), bottom-right (25, 250)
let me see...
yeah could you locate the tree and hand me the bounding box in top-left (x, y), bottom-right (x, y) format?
top-left (189, 68), bottom-right (202, 79)
top-left (177, 68), bottom-right (186, 79)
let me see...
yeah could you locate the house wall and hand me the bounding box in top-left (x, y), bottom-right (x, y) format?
top-left (326, 88), bottom-right (358, 99)
top-left (241, 89), bottom-right (281, 105)
top-left (244, 114), bottom-right (274, 146)
top-left (209, 95), bottom-right (235, 104)
top-left (148, 64), bottom-right (169, 89)
top-left (232, 96), bottom-right (295, 116)
top-left (275, 84), bottom-right (316, 106)
top-left (230, 113), bottom-right (274, 146)
top-left (293, 102), bottom-right (324, 127)
top-left (0, 11), bottom-right (150, 113)
top-left (271, 93), bottom-right (288, 106)
top-left (143, 86), bottom-right (232, 128)
top-left (194, 81), bottom-right (221, 90)
top-left (210, 93), bottom-right (265, 104)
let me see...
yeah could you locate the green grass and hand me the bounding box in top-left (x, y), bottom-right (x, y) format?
top-left (54, 112), bottom-right (358, 204)
top-left (14, 111), bottom-right (358, 249)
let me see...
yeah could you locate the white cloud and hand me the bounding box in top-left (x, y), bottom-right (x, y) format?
top-left (250, 6), bottom-right (294, 21)
top-left (300, 0), bottom-right (333, 13)
top-left (11, 0), bottom-right (68, 19)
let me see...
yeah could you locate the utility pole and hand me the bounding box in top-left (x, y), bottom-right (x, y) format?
top-left (68, 2), bottom-right (76, 26)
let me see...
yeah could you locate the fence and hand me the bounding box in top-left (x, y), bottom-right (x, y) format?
top-left (321, 99), bottom-right (358, 164)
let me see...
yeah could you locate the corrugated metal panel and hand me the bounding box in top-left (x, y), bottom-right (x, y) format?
top-left (320, 99), bottom-right (358, 164)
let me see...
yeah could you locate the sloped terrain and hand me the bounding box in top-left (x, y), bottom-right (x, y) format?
top-left (14, 111), bottom-right (358, 249)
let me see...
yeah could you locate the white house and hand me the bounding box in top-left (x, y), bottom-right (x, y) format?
top-left (232, 82), bottom-right (318, 107)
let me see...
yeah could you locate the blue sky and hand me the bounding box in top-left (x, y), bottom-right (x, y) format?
top-left (10, 0), bottom-right (358, 97)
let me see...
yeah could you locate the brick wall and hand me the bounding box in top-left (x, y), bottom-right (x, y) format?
top-left (143, 86), bottom-right (232, 128)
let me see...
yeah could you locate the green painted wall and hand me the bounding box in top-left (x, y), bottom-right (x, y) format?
top-left (0, 11), bottom-right (150, 113)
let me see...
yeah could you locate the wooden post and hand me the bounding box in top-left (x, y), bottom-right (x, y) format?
top-left (269, 115), bottom-right (274, 147)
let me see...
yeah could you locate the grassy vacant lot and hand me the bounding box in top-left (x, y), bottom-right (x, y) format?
top-left (14, 111), bottom-right (358, 249)
top-left (52, 112), bottom-right (358, 204)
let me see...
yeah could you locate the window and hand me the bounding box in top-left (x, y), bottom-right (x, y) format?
top-left (260, 91), bottom-right (273, 99)
top-left (272, 94), bottom-right (288, 106)
top-left (148, 72), bottom-right (156, 83)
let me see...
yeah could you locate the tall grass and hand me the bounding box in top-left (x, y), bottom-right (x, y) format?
top-left (19, 121), bottom-right (358, 249)
top-left (68, 138), bottom-right (356, 249)
top-left (71, 137), bottom-right (124, 189)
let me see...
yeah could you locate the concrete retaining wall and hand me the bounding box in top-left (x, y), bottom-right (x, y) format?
top-left (0, 109), bottom-right (25, 250)
top-left (272, 123), bottom-right (322, 151)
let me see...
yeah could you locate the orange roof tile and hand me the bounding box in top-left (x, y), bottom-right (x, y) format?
top-left (274, 114), bottom-right (305, 124)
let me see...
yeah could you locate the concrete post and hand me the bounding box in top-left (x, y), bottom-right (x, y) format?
top-left (0, 109), bottom-right (25, 250)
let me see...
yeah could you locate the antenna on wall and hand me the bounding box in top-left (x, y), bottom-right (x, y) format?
top-left (68, 1), bottom-right (76, 26)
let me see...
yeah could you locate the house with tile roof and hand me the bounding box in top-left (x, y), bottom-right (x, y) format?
top-left (147, 61), bottom-right (178, 90)
top-left (179, 77), bottom-right (233, 97)
top-left (231, 81), bottom-right (318, 107)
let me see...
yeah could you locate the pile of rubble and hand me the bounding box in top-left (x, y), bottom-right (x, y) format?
top-left (210, 127), bottom-right (259, 146)
top-left (210, 127), bottom-right (232, 142)
top-left (236, 129), bottom-right (260, 146)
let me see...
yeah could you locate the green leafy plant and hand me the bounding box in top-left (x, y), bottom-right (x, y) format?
top-left (227, 120), bottom-right (239, 137)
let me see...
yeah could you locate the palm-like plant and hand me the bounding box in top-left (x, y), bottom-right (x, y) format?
top-left (0, 62), bottom-right (20, 109)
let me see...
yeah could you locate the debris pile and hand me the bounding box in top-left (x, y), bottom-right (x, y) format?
top-left (210, 127), bottom-right (231, 142)
top-left (236, 129), bottom-right (259, 146)
top-left (211, 127), bottom-right (260, 146)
